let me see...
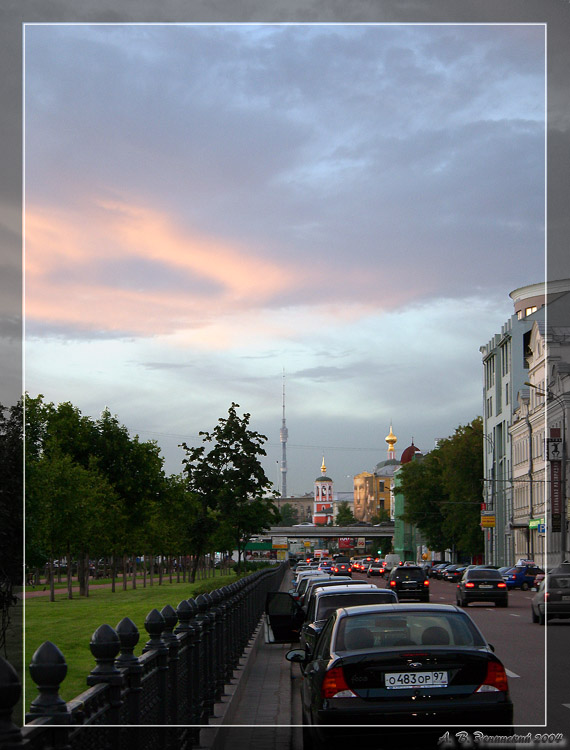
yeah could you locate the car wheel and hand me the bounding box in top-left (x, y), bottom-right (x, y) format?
top-left (456, 597), bottom-right (463, 607)
top-left (521, 582), bottom-right (529, 591)
top-left (538, 610), bottom-right (545, 626)
top-left (496, 600), bottom-right (508, 608)
top-left (531, 607), bottom-right (539, 623)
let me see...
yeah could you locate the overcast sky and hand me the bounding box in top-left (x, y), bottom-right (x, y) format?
top-left (23, 22), bottom-right (545, 494)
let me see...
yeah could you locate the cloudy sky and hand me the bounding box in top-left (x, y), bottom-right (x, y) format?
top-left (23, 22), bottom-right (545, 494)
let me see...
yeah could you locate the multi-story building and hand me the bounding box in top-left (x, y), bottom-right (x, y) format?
top-left (353, 425), bottom-right (400, 522)
top-left (480, 279), bottom-right (570, 566)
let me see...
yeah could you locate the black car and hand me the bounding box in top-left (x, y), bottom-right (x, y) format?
top-left (429, 562), bottom-right (451, 578)
top-left (387, 565), bottom-right (429, 602)
top-left (456, 568), bottom-right (508, 607)
top-left (299, 585), bottom-right (397, 654)
top-left (331, 561), bottom-right (352, 577)
top-left (287, 603), bottom-right (513, 748)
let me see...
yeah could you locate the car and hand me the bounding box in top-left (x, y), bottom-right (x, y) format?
top-left (331, 562), bottom-right (352, 577)
top-left (366, 561), bottom-right (385, 577)
top-left (502, 564), bottom-right (544, 591)
top-left (299, 585), bottom-right (397, 653)
top-left (300, 577), bottom-right (355, 609)
top-left (456, 568), bottom-right (508, 607)
top-left (442, 564), bottom-right (464, 581)
top-left (434, 563), bottom-right (455, 579)
top-left (429, 562), bottom-right (451, 578)
top-left (387, 565), bottom-right (430, 602)
top-left (531, 564), bottom-right (570, 625)
top-left (286, 603), bottom-right (513, 747)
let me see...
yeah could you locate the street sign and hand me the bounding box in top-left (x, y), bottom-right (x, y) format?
top-left (547, 439), bottom-right (563, 461)
top-left (481, 514), bottom-right (496, 528)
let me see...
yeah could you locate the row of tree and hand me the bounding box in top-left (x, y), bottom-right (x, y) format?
top-left (398, 417), bottom-right (485, 558)
top-left (4, 395), bottom-right (280, 602)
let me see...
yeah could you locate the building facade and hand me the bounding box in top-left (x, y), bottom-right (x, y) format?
top-left (353, 425), bottom-right (400, 523)
top-left (313, 457), bottom-right (334, 525)
top-left (481, 280), bottom-right (570, 567)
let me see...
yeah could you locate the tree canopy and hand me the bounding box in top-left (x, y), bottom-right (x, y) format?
top-left (398, 416), bottom-right (484, 558)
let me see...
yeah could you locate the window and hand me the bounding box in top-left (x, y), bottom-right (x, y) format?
top-left (378, 480), bottom-right (385, 492)
top-left (525, 306), bottom-right (538, 316)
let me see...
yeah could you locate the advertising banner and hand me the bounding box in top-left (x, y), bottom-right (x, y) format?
top-left (339, 537), bottom-right (353, 549)
top-left (272, 536), bottom-right (288, 549)
top-left (551, 460), bottom-right (562, 532)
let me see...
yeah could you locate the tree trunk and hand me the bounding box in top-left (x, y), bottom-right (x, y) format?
top-left (177, 554), bottom-right (181, 583)
top-left (122, 553), bottom-right (128, 591)
top-left (132, 555), bottom-right (137, 589)
top-left (49, 558), bottom-right (55, 602)
top-left (111, 554), bottom-right (116, 593)
top-left (159, 556), bottom-right (163, 585)
top-left (78, 554), bottom-right (86, 596)
top-left (143, 554), bottom-right (147, 588)
top-left (190, 555), bottom-right (199, 584)
top-left (168, 555), bottom-right (173, 584)
top-left (66, 546), bottom-right (73, 599)
top-left (84, 550), bottom-right (90, 597)
top-left (150, 554), bottom-right (154, 586)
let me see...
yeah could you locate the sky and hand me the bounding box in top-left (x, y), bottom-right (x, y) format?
top-left (23, 22), bottom-right (546, 495)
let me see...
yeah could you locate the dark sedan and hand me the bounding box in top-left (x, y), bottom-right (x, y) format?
top-left (531, 565), bottom-right (570, 625)
top-left (387, 565), bottom-right (429, 602)
top-left (456, 568), bottom-right (508, 607)
top-left (287, 603), bottom-right (513, 748)
top-left (332, 562), bottom-right (352, 577)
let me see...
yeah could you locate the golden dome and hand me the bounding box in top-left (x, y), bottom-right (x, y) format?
top-left (385, 424), bottom-right (397, 448)
top-left (321, 456), bottom-right (327, 474)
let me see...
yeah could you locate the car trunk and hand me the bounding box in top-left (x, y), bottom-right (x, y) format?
top-left (337, 648), bottom-right (496, 700)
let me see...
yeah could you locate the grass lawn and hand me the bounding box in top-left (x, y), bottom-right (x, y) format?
top-left (24, 574), bottom-right (239, 708)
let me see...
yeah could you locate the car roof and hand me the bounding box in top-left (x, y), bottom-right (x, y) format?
top-left (315, 584), bottom-right (378, 596)
top-left (338, 602), bottom-right (460, 617)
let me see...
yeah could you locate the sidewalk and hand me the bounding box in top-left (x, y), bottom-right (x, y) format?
top-left (199, 569), bottom-right (302, 750)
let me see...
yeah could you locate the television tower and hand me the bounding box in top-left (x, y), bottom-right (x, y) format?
top-left (280, 371), bottom-right (288, 498)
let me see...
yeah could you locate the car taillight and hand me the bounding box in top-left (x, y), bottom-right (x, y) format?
top-left (423, 579), bottom-right (429, 587)
top-left (348, 567), bottom-right (352, 572)
top-left (498, 582), bottom-right (506, 588)
top-left (544, 592), bottom-right (550, 601)
top-left (321, 666), bottom-right (357, 698)
top-left (389, 580), bottom-right (396, 587)
top-left (476, 661), bottom-right (509, 693)
top-left (465, 582), bottom-right (475, 588)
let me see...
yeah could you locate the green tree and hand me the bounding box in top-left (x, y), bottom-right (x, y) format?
top-left (335, 501), bottom-right (356, 526)
top-left (181, 403), bottom-right (279, 575)
top-left (398, 453), bottom-right (448, 553)
top-left (277, 502), bottom-right (299, 526)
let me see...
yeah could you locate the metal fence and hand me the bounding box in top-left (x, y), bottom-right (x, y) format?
top-left (0, 564), bottom-right (286, 749)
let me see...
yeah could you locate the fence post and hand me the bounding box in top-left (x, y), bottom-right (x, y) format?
top-left (87, 624), bottom-right (124, 734)
top-left (142, 609), bottom-right (168, 728)
top-left (194, 593), bottom-right (214, 720)
top-left (0, 656), bottom-right (24, 748)
top-left (26, 641), bottom-right (71, 725)
top-left (159, 604), bottom-right (179, 727)
top-left (115, 617), bottom-right (142, 728)
top-left (174, 599), bottom-right (200, 746)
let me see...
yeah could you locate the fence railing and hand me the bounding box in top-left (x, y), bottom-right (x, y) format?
top-left (0, 563), bottom-right (286, 750)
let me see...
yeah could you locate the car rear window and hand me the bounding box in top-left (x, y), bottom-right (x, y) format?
top-left (467, 569), bottom-right (502, 580)
top-left (549, 576), bottom-right (570, 589)
top-left (392, 568), bottom-right (425, 581)
top-left (316, 592), bottom-right (395, 621)
top-left (334, 611), bottom-right (485, 651)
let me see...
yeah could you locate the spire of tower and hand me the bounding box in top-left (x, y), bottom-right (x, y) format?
top-left (279, 369), bottom-right (288, 498)
top-left (386, 423), bottom-right (397, 460)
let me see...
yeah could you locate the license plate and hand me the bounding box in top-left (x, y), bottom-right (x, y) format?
top-left (385, 671), bottom-right (448, 689)
top-left (479, 585), bottom-right (492, 589)
top-left (562, 595), bottom-right (570, 601)
top-left (402, 581), bottom-right (417, 586)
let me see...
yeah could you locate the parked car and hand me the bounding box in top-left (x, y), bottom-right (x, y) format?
top-left (300, 577), bottom-right (356, 609)
top-left (456, 568), bottom-right (508, 607)
top-left (434, 563), bottom-right (455, 580)
top-left (446, 566), bottom-right (470, 583)
top-left (366, 561), bottom-right (385, 577)
top-left (502, 564), bottom-right (544, 591)
top-left (531, 564), bottom-right (570, 625)
top-left (286, 603), bottom-right (513, 747)
top-left (442, 564), bottom-right (463, 581)
top-left (299, 585), bottom-right (397, 654)
top-left (332, 561), bottom-right (352, 577)
top-left (428, 562), bottom-right (450, 578)
top-left (387, 565), bottom-right (429, 602)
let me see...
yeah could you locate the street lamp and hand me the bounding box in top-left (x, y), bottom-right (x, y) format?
top-left (525, 382), bottom-right (567, 564)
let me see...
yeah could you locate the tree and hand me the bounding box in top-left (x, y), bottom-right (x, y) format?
top-left (277, 503), bottom-right (299, 526)
top-left (399, 417), bottom-right (484, 559)
top-left (181, 403), bottom-right (279, 575)
top-left (335, 502), bottom-right (356, 526)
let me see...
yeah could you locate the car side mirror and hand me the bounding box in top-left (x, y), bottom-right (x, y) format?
top-left (286, 648), bottom-right (307, 663)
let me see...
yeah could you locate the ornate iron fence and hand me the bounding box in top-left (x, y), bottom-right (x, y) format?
top-left (0, 564), bottom-right (286, 749)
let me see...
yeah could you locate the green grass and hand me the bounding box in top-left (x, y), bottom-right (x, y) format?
top-left (24, 574), bottom-right (239, 708)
